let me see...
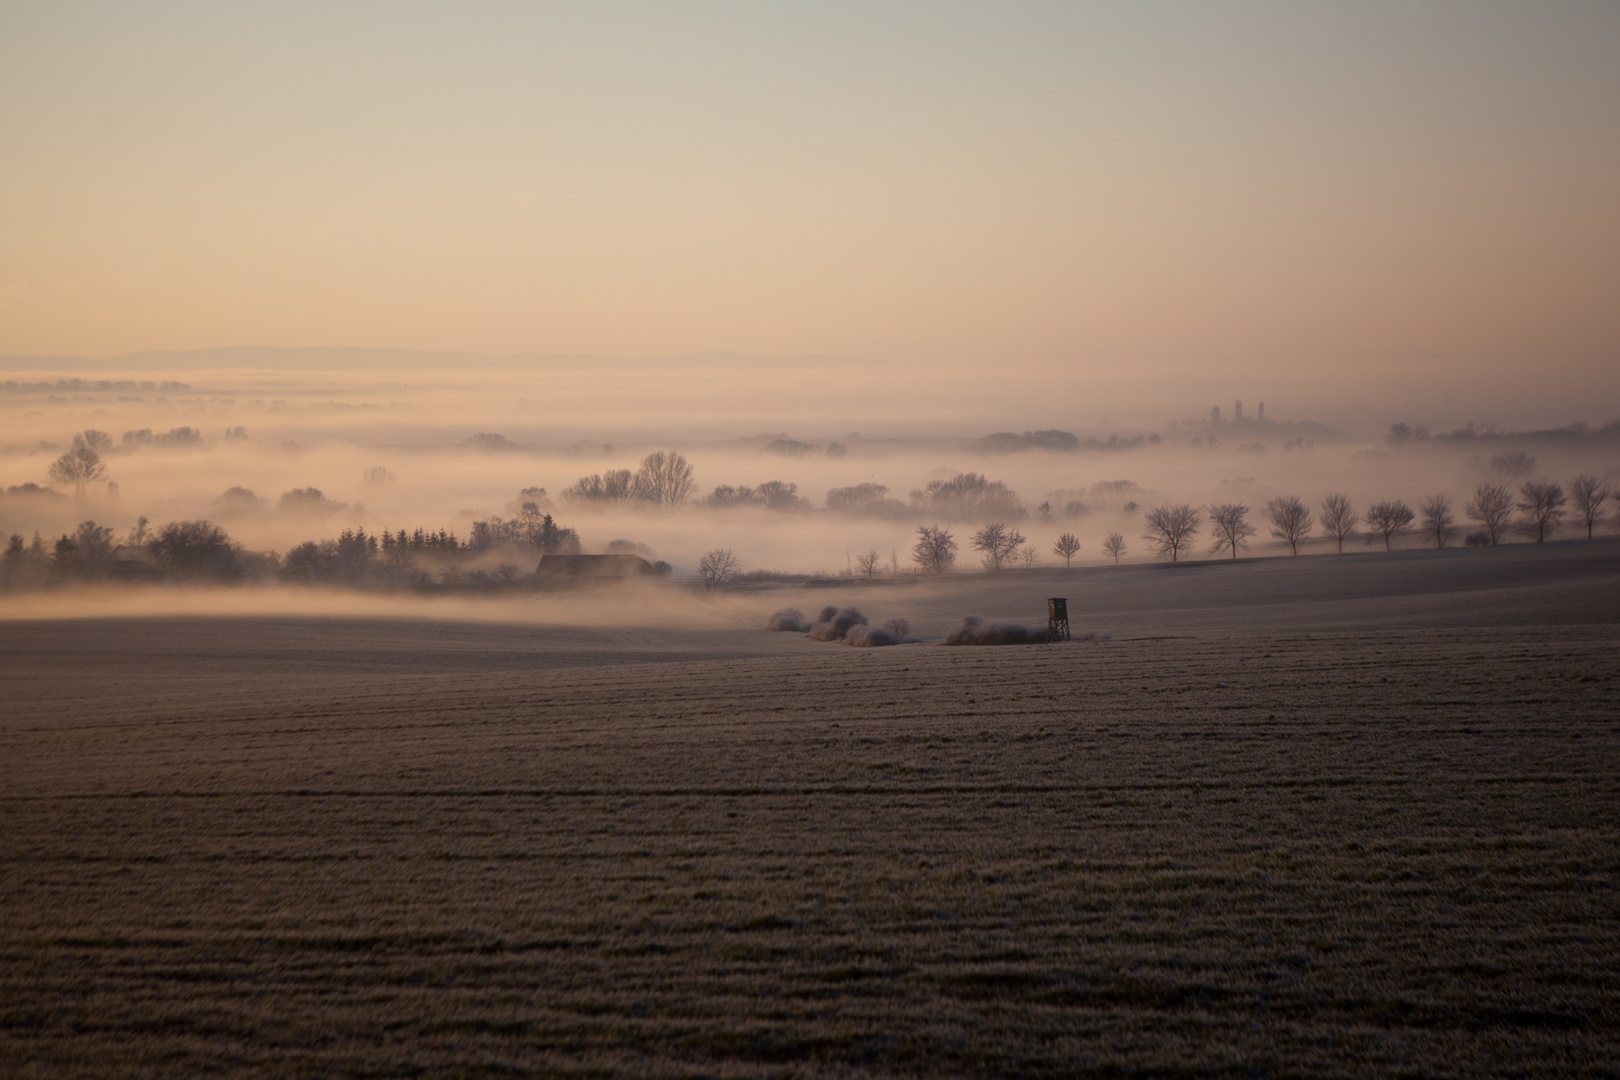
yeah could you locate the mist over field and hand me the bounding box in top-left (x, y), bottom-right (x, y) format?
top-left (5, 350), bottom-right (1617, 599)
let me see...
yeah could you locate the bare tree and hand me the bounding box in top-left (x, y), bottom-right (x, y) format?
top-left (47, 447), bottom-right (106, 495)
top-left (1018, 546), bottom-right (1038, 568)
top-left (909, 472), bottom-right (1023, 521)
top-left (1052, 532), bottom-right (1081, 567)
top-left (634, 451), bottom-right (697, 507)
top-left (1319, 493), bottom-right (1357, 553)
top-left (911, 525), bottom-right (956, 574)
top-left (1465, 483), bottom-right (1514, 545)
top-left (1517, 480), bottom-right (1566, 543)
top-left (1208, 503), bottom-right (1256, 559)
top-left (855, 549), bottom-right (881, 579)
top-left (698, 548), bottom-right (740, 590)
top-left (1103, 532), bottom-right (1126, 564)
top-left (1364, 500), bottom-right (1414, 550)
top-left (73, 429), bottom-right (114, 455)
top-left (563, 468), bottom-right (637, 504)
top-left (1484, 451), bottom-right (1537, 482)
top-left (1142, 504), bottom-right (1200, 562)
top-left (1267, 495), bottom-right (1312, 555)
top-left (150, 520), bottom-right (241, 580)
top-left (1569, 474), bottom-right (1610, 539)
top-left (970, 522), bottom-right (1025, 570)
top-left (1419, 494), bottom-right (1456, 549)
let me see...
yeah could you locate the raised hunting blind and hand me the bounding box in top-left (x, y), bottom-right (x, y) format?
top-left (1047, 597), bottom-right (1070, 642)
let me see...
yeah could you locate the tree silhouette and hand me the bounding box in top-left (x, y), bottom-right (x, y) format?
top-left (1319, 493), bottom-right (1357, 553)
top-left (1516, 481), bottom-right (1566, 543)
top-left (1103, 532), bottom-right (1126, 564)
top-left (1465, 483), bottom-right (1514, 545)
top-left (698, 548), bottom-right (740, 590)
top-left (909, 472), bottom-right (1023, 521)
top-left (1267, 495), bottom-right (1312, 555)
top-left (73, 429), bottom-right (114, 454)
top-left (563, 469), bottom-right (637, 504)
top-left (47, 447), bottom-right (106, 494)
top-left (1142, 504), bottom-right (1200, 562)
top-left (1364, 500), bottom-right (1414, 550)
top-left (50, 536), bottom-right (81, 579)
top-left (1418, 494), bottom-right (1455, 549)
top-left (911, 525), bottom-right (957, 574)
top-left (1208, 503), bottom-right (1255, 559)
top-left (1569, 474), bottom-right (1610, 539)
top-left (1052, 533), bottom-right (1081, 567)
top-left (970, 522), bottom-right (1025, 570)
top-left (635, 451), bottom-right (697, 506)
top-left (150, 520), bottom-right (241, 581)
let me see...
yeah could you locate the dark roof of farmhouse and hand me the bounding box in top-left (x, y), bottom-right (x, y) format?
top-left (534, 553), bottom-right (654, 577)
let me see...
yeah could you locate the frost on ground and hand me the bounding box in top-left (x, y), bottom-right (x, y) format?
top-left (3, 545), bottom-right (1619, 1078)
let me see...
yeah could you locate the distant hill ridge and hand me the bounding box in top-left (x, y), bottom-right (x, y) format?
top-left (0, 347), bottom-right (874, 374)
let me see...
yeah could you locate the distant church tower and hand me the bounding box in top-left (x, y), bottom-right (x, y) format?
top-left (1234, 400), bottom-right (1244, 422)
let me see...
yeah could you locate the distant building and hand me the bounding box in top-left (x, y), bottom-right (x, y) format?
top-left (1258, 401), bottom-right (1265, 421)
top-left (534, 553), bottom-right (655, 580)
top-left (1234, 400), bottom-right (1244, 422)
top-left (108, 544), bottom-right (166, 584)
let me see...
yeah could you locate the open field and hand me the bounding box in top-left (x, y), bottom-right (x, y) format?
top-left (3, 542), bottom-right (1619, 1077)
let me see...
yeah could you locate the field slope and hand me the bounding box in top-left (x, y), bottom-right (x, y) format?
top-left (2, 542), bottom-right (1618, 1077)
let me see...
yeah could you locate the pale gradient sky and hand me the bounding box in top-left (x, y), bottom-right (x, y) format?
top-left (2, 2), bottom-right (1617, 417)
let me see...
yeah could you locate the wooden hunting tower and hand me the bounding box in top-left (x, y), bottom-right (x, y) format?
top-left (1047, 597), bottom-right (1070, 642)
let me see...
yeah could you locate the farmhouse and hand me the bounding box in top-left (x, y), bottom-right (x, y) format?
top-left (534, 553), bottom-right (655, 580)
top-left (108, 544), bottom-right (168, 584)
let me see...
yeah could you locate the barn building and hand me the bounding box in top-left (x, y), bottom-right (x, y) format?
top-left (534, 553), bottom-right (655, 580)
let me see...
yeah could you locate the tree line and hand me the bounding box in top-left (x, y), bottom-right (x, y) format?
top-left (1134, 476), bottom-right (1612, 563)
top-left (0, 502), bottom-right (611, 591)
top-left (881, 475), bottom-right (1613, 577)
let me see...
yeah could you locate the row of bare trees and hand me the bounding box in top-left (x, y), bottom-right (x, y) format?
top-left (562, 451), bottom-right (698, 508)
top-left (890, 473), bottom-right (1609, 577)
top-left (1138, 476), bottom-right (1613, 561)
top-left (904, 523), bottom-right (1124, 573)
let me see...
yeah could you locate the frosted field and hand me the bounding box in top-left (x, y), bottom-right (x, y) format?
top-left (2, 541), bottom-right (1618, 1077)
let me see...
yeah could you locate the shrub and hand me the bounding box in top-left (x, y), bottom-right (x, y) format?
top-left (943, 614), bottom-right (1046, 646)
top-left (767, 608), bottom-right (808, 632)
top-left (845, 624), bottom-right (900, 647)
top-left (807, 606), bottom-right (867, 642)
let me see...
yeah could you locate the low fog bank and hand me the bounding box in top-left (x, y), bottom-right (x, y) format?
top-left (4, 367), bottom-right (1619, 592)
top-left (0, 577), bottom-right (775, 633)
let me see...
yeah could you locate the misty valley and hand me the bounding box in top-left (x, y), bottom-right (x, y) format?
top-left (5, 373), bottom-right (1618, 610)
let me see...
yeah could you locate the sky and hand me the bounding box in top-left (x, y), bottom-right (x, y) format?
top-left (2, 2), bottom-right (1618, 424)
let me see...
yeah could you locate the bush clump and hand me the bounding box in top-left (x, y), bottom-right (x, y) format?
top-left (845, 624), bottom-right (900, 647)
top-left (944, 614), bottom-right (1047, 646)
top-left (767, 608), bottom-right (808, 632)
top-left (807, 605), bottom-right (868, 642)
